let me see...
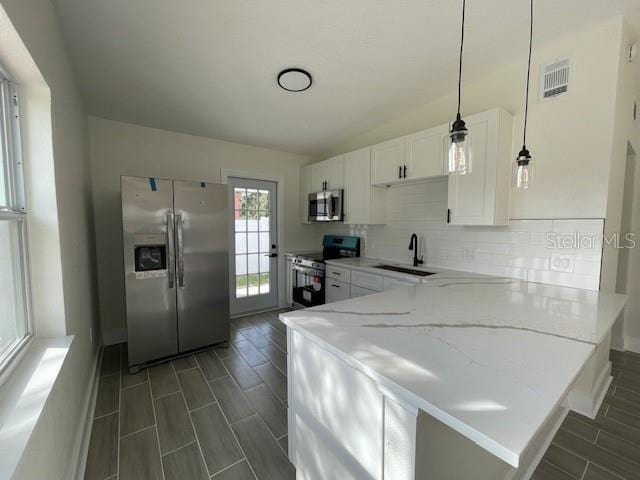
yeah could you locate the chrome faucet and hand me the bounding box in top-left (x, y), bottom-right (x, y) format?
top-left (408, 233), bottom-right (424, 267)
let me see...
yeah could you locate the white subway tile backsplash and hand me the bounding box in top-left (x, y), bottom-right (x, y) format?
top-left (507, 219), bottom-right (554, 232)
top-left (492, 254), bottom-right (551, 270)
top-left (463, 241), bottom-right (510, 256)
top-left (320, 183), bottom-right (604, 291)
top-left (552, 219), bottom-right (605, 234)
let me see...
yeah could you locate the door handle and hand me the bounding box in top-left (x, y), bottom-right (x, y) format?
top-left (264, 253), bottom-right (278, 258)
top-left (166, 212), bottom-right (175, 288)
top-left (176, 214), bottom-right (185, 287)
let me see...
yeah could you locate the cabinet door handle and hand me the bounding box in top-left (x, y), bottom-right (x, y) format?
top-left (447, 208), bottom-right (452, 224)
top-left (398, 166), bottom-right (402, 179)
top-left (403, 165), bottom-right (407, 178)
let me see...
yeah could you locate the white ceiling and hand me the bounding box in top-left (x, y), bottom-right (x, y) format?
top-left (52, 0), bottom-right (640, 155)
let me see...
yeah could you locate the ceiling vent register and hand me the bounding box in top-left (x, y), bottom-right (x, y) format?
top-left (540, 58), bottom-right (570, 100)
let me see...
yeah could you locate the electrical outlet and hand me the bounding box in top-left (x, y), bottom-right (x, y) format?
top-left (550, 253), bottom-right (574, 273)
top-left (463, 247), bottom-right (476, 262)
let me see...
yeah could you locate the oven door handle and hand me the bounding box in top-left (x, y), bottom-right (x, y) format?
top-left (292, 264), bottom-right (324, 276)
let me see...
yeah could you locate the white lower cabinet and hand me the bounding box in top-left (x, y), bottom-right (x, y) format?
top-left (326, 280), bottom-right (350, 303)
top-left (325, 264), bottom-right (418, 302)
top-left (326, 265), bottom-right (351, 284)
top-left (350, 284), bottom-right (378, 299)
top-left (383, 277), bottom-right (414, 291)
top-left (351, 271), bottom-right (384, 292)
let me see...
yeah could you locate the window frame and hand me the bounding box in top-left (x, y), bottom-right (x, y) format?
top-left (0, 68), bottom-right (33, 376)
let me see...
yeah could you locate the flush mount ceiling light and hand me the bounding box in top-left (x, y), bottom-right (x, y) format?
top-left (277, 68), bottom-right (312, 92)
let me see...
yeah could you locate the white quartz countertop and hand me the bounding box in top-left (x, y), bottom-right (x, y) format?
top-left (325, 257), bottom-right (451, 283)
top-left (279, 271), bottom-right (626, 468)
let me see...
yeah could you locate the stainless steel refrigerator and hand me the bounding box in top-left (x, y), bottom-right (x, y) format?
top-left (121, 176), bottom-right (229, 371)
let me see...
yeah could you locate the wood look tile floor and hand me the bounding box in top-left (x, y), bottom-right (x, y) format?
top-left (85, 311), bottom-right (640, 480)
top-left (84, 309), bottom-right (293, 480)
top-left (533, 349), bottom-right (640, 480)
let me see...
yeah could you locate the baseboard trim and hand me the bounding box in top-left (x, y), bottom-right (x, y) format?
top-left (103, 328), bottom-right (127, 346)
top-left (68, 345), bottom-right (102, 480)
top-left (624, 336), bottom-right (640, 354)
top-left (231, 306), bottom-right (284, 319)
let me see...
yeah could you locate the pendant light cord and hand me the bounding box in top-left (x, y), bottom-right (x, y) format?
top-left (457, 0), bottom-right (466, 117)
top-left (523, 0), bottom-right (533, 148)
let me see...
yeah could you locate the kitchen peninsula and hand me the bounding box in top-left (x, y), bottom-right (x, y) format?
top-left (280, 271), bottom-right (627, 480)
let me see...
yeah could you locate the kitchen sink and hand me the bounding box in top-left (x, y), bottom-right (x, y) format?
top-left (374, 265), bottom-right (436, 277)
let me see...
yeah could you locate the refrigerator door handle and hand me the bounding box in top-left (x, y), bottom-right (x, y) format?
top-left (166, 212), bottom-right (176, 288)
top-left (176, 214), bottom-right (185, 287)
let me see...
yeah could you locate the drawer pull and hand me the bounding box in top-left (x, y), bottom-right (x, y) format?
top-left (331, 284), bottom-right (341, 288)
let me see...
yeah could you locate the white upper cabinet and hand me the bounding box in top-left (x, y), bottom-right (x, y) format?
top-left (311, 155), bottom-right (345, 192)
top-left (300, 165), bottom-right (312, 224)
top-left (404, 124), bottom-right (449, 180)
top-left (324, 155), bottom-right (345, 190)
top-left (447, 108), bottom-right (513, 226)
top-left (310, 162), bottom-right (326, 192)
top-left (371, 125), bottom-right (448, 186)
top-left (301, 107), bottom-right (512, 226)
top-left (344, 147), bottom-right (387, 225)
top-left (371, 137), bottom-right (405, 185)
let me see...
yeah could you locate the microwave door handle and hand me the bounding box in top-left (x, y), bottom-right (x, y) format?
top-left (167, 212), bottom-right (175, 288)
top-left (327, 194), bottom-right (335, 219)
top-left (331, 194), bottom-right (341, 220)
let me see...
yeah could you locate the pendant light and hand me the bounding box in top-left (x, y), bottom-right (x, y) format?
top-left (448, 0), bottom-right (471, 175)
top-left (515, 0), bottom-right (535, 189)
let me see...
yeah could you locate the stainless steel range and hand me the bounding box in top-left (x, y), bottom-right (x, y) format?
top-left (290, 235), bottom-right (360, 308)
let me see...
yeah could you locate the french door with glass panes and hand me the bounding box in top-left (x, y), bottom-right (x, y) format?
top-left (228, 178), bottom-right (278, 315)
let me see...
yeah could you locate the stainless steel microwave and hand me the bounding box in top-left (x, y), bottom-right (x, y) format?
top-left (308, 189), bottom-right (343, 222)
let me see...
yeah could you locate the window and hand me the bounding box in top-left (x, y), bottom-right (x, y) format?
top-left (0, 70), bottom-right (30, 372)
top-left (233, 187), bottom-right (272, 298)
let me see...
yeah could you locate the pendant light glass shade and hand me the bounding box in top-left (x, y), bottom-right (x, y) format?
top-left (449, 0), bottom-right (471, 175)
top-left (515, 0), bottom-right (535, 190)
top-left (448, 115), bottom-right (471, 174)
top-left (513, 148), bottom-right (532, 189)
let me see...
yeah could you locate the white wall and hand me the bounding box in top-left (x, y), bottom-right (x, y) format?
top-left (0, 0), bottom-right (100, 478)
top-left (322, 18), bottom-right (624, 221)
top-left (88, 117), bottom-right (317, 343)
top-left (599, 19), bottom-right (640, 351)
